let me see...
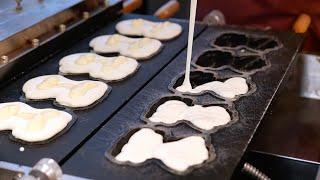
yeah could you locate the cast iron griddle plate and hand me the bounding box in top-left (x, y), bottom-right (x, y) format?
top-left (0, 14), bottom-right (205, 166)
top-left (62, 26), bottom-right (303, 179)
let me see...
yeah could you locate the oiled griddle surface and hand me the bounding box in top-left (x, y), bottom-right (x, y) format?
top-left (0, 14), bottom-right (205, 166)
top-left (62, 26), bottom-right (303, 179)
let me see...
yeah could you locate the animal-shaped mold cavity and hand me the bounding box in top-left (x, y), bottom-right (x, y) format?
top-left (248, 37), bottom-right (280, 51)
top-left (196, 50), bottom-right (234, 70)
top-left (213, 33), bottom-right (280, 52)
top-left (214, 33), bottom-right (247, 48)
top-left (142, 95), bottom-right (239, 132)
top-left (106, 127), bottom-right (215, 175)
top-left (0, 102), bottom-right (76, 144)
top-left (193, 50), bottom-right (269, 74)
top-left (169, 70), bottom-right (256, 101)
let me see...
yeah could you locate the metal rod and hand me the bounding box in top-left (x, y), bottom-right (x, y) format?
top-left (242, 162), bottom-right (271, 180)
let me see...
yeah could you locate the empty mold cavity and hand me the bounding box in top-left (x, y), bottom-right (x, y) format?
top-left (169, 71), bottom-right (256, 100)
top-left (171, 71), bottom-right (217, 90)
top-left (248, 37), bottom-right (279, 50)
top-left (196, 50), bottom-right (234, 69)
top-left (194, 50), bottom-right (268, 74)
top-left (232, 56), bottom-right (267, 72)
top-left (215, 33), bottom-right (247, 48)
top-left (142, 95), bottom-right (239, 132)
top-left (213, 33), bottom-right (280, 52)
top-left (106, 127), bottom-right (215, 175)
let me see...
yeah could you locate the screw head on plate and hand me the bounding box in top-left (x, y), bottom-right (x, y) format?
top-left (16, 173), bottom-right (23, 178)
top-left (31, 39), bottom-right (40, 48)
top-left (83, 11), bottom-right (90, 19)
top-left (59, 24), bottom-right (66, 32)
top-left (0, 55), bottom-right (9, 64)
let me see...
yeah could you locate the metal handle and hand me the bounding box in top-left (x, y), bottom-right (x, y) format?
top-left (154, 0), bottom-right (180, 19)
top-left (122, 0), bottom-right (143, 13)
top-left (293, 13), bottom-right (311, 33)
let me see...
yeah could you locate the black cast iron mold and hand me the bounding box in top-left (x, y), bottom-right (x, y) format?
top-left (141, 95), bottom-right (239, 134)
top-left (0, 109), bottom-right (77, 146)
top-left (105, 125), bottom-right (216, 176)
top-left (168, 70), bottom-right (257, 101)
top-left (192, 49), bottom-right (270, 75)
top-left (211, 31), bottom-right (282, 53)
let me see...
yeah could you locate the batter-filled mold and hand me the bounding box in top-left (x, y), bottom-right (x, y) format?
top-left (22, 75), bottom-right (112, 110)
top-left (59, 53), bottom-right (140, 83)
top-left (192, 49), bottom-right (270, 74)
top-left (106, 127), bottom-right (216, 175)
top-left (116, 19), bottom-right (183, 41)
top-left (212, 32), bottom-right (281, 52)
top-left (89, 34), bottom-right (163, 60)
top-left (169, 70), bottom-right (256, 101)
top-left (0, 102), bottom-right (76, 145)
top-left (141, 95), bottom-right (238, 133)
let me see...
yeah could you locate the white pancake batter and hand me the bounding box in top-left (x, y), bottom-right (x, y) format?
top-left (0, 102), bottom-right (72, 142)
top-left (22, 75), bottom-right (109, 108)
top-left (180, 1), bottom-right (247, 100)
top-left (148, 100), bottom-right (231, 130)
top-left (179, 0), bottom-right (198, 92)
top-left (116, 19), bottom-right (182, 40)
top-left (116, 128), bottom-right (163, 164)
top-left (59, 53), bottom-right (139, 81)
top-left (176, 77), bottom-right (249, 99)
top-left (115, 128), bottom-right (209, 172)
top-left (89, 34), bottom-right (162, 60)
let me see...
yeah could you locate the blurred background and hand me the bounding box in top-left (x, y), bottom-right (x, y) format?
top-left (131, 0), bottom-right (320, 52)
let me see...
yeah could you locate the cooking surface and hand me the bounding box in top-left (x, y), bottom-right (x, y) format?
top-left (0, 14), bottom-right (205, 166)
top-left (61, 26), bottom-right (303, 179)
top-left (0, 5), bottom-right (304, 178)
